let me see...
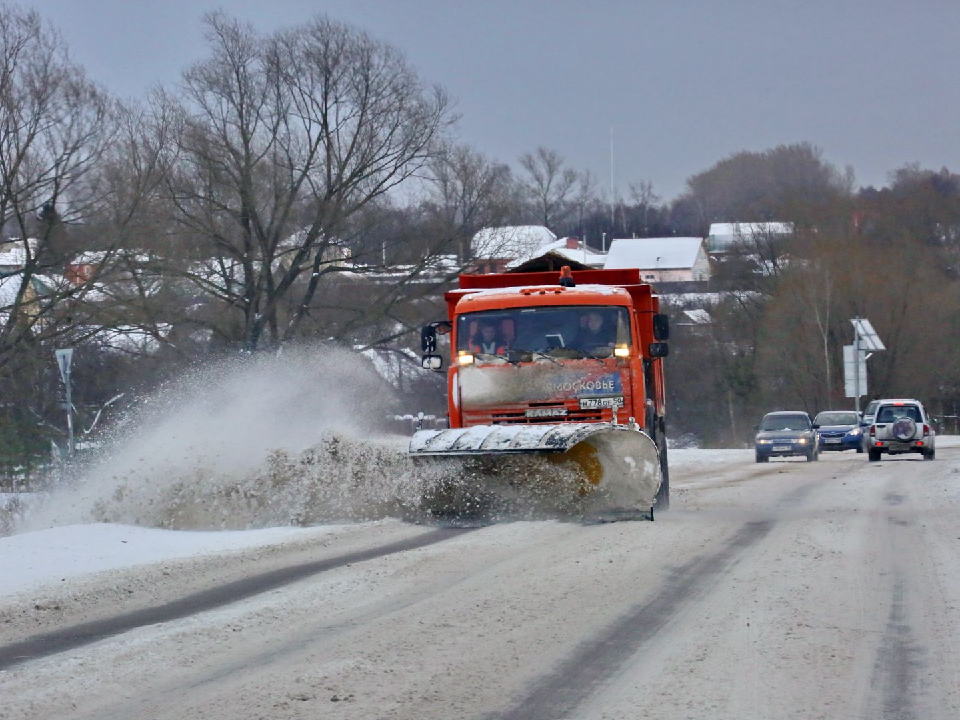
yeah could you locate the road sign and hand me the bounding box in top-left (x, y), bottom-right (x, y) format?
top-left (54, 348), bottom-right (75, 455)
top-left (844, 344), bottom-right (867, 398)
top-left (55, 348), bottom-right (73, 384)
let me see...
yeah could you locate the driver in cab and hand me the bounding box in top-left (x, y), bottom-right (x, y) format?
top-left (574, 310), bottom-right (615, 353)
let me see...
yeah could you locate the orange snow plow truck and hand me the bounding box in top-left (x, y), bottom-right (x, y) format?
top-left (414, 266), bottom-right (670, 519)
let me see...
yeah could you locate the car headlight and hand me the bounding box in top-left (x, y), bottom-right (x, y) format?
top-left (757, 439), bottom-right (771, 444)
top-left (849, 428), bottom-right (862, 436)
top-left (798, 437), bottom-right (807, 445)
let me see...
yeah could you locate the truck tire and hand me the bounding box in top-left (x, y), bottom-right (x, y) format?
top-left (868, 448), bottom-right (881, 462)
top-left (654, 420), bottom-right (670, 510)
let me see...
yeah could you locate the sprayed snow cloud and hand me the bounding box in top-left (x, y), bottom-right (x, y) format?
top-left (21, 346), bottom-right (419, 530)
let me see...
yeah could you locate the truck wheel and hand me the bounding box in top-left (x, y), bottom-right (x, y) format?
top-left (654, 426), bottom-right (670, 509)
top-left (868, 449), bottom-right (881, 462)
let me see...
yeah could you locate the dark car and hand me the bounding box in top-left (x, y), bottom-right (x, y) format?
top-left (755, 411), bottom-right (818, 463)
top-left (814, 410), bottom-right (863, 453)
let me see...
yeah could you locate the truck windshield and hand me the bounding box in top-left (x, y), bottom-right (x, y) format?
top-left (457, 305), bottom-right (631, 360)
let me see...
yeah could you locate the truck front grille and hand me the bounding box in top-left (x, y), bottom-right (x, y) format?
top-left (462, 407), bottom-right (604, 425)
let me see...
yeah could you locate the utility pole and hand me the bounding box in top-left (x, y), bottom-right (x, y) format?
top-left (609, 126), bottom-right (615, 227)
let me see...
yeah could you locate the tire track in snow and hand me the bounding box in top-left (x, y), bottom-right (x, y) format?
top-left (0, 527), bottom-right (473, 671)
top-left (864, 491), bottom-right (926, 720)
top-left (489, 480), bottom-right (821, 720)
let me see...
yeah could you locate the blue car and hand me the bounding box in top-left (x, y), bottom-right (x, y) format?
top-left (813, 410), bottom-right (863, 453)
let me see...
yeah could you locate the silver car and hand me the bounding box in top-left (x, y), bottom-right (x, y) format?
top-left (865, 399), bottom-right (936, 461)
top-left (859, 399), bottom-right (880, 452)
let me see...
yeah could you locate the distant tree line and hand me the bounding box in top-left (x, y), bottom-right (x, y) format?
top-left (1, 3), bottom-right (959, 476)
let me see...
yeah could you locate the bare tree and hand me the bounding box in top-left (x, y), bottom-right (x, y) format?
top-left (157, 12), bottom-right (451, 350)
top-left (426, 143), bottom-right (517, 262)
top-left (519, 147), bottom-right (578, 229)
top-left (628, 179), bottom-right (660, 236)
top-left (0, 6), bottom-right (117, 370)
top-left (570, 169), bottom-right (598, 240)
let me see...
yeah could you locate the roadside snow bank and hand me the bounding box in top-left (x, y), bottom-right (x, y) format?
top-left (0, 522), bottom-right (349, 598)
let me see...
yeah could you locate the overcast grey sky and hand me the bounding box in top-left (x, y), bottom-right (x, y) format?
top-left (23, 0), bottom-right (960, 200)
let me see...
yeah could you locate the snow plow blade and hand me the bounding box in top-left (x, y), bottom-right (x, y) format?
top-left (409, 423), bottom-right (661, 519)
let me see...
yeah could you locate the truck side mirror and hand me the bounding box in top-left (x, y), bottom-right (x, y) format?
top-left (648, 342), bottom-right (669, 358)
top-left (421, 325), bottom-right (437, 353)
top-left (422, 354), bottom-right (443, 371)
top-left (653, 313), bottom-right (670, 341)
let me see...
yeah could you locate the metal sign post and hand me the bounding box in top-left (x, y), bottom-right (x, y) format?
top-left (55, 348), bottom-right (75, 456)
top-left (846, 319), bottom-right (884, 414)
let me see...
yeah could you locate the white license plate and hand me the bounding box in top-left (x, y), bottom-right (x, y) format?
top-left (579, 396), bottom-right (624, 410)
top-left (824, 438), bottom-right (841, 444)
top-left (773, 445), bottom-right (791, 452)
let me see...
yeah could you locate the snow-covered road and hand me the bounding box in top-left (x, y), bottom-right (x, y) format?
top-left (3, 441), bottom-right (960, 719)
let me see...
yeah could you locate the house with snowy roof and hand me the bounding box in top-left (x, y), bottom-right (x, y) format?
top-left (507, 237), bottom-right (606, 272)
top-left (0, 238), bottom-right (38, 275)
top-left (604, 237), bottom-right (710, 283)
top-left (470, 225), bottom-right (557, 274)
top-left (706, 222), bottom-right (793, 254)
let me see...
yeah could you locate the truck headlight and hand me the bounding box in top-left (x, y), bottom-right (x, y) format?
top-left (614, 345), bottom-right (630, 358)
top-left (458, 352), bottom-right (474, 365)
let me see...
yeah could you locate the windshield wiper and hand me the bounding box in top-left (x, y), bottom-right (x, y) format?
top-left (511, 348), bottom-right (561, 365)
top-left (473, 352), bottom-right (515, 366)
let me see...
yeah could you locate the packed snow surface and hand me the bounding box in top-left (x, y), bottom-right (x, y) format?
top-left (2, 439), bottom-right (960, 719)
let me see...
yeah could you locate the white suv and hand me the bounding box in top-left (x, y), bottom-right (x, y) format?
top-left (866, 399), bottom-right (936, 461)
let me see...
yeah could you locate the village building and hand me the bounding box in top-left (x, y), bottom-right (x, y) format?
top-left (507, 237), bottom-right (606, 272)
top-left (604, 237), bottom-right (711, 282)
top-left (470, 225), bottom-right (557, 274)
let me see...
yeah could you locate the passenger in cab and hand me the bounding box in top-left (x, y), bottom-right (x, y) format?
top-left (470, 320), bottom-right (509, 355)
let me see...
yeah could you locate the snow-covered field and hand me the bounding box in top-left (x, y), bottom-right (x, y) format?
top-left (2, 438), bottom-right (960, 719)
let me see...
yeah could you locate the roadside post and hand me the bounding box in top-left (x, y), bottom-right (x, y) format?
top-left (844, 318), bottom-right (884, 414)
top-left (55, 348), bottom-right (75, 456)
